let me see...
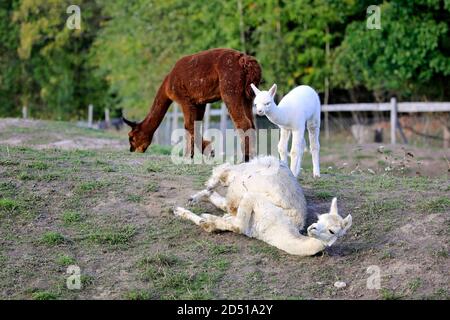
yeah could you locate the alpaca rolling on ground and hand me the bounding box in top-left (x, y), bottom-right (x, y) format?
top-left (174, 156), bottom-right (352, 256)
top-left (123, 48), bottom-right (261, 161)
top-left (251, 84), bottom-right (321, 177)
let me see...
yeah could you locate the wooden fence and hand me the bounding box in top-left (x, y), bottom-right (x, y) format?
top-left (321, 98), bottom-right (450, 145)
top-left (25, 99), bottom-right (447, 146)
top-left (151, 99), bottom-right (450, 146)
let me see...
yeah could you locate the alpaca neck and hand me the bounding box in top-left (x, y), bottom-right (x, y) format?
top-left (267, 233), bottom-right (326, 256)
top-left (140, 76), bottom-right (173, 137)
top-left (265, 102), bottom-right (289, 127)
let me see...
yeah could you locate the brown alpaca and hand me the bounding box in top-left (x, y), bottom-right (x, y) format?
top-left (123, 48), bottom-right (262, 161)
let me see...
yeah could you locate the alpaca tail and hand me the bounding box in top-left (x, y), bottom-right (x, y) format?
top-left (239, 54), bottom-right (262, 100)
top-left (144, 75), bottom-right (173, 136)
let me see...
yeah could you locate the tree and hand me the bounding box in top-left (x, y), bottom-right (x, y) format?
top-left (333, 0), bottom-right (450, 101)
top-left (12, 0), bottom-right (109, 119)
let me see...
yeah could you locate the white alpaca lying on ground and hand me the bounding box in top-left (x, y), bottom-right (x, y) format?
top-left (251, 83), bottom-right (321, 178)
top-left (174, 156), bottom-right (351, 256)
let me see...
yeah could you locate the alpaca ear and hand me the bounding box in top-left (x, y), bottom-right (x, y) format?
top-left (330, 197), bottom-right (338, 215)
top-left (123, 117), bottom-right (137, 128)
top-left (250, 83), bottom-right (260, 95)
top-left (343, 214), bottom-right (352, 233)
top-left (269, 84), bottom-right (277, 97)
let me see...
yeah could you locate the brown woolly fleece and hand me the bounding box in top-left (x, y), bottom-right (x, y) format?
top-left (124, 48), bottom-right (262, 161)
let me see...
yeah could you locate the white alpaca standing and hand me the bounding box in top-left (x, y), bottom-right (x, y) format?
top-left (251, 83), bottom-right (321, 178)
top-left (174, 156), bottom-right (352, 256)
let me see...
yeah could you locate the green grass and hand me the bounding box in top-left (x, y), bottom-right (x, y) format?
top-left (147, 181), bottom-right (159, 192)
top-left (56, 254), bottom-right (76, 267)
top-left (18, 172), bottom-right (36, 181)
top-left (127, 194), bottom-right (142, 203)
top-left (80, 274), bottom-right (95, 288)
top-left (207, 243), bottom-right (238, 255)
top-left (0, 159), bottom-right (19, 166)
top-left (314, 190), bottom-right (334, 200)
top-left (40, 232), bottom-right (66, 246)
top-left (75, 181), bottom-right (107, 193)
top-left (360, 198), bottom-right (405, 218)
top-left (124, 290), bottom-right (151, 300)
top-left (27, 161), bottom-right (49, 170)
top-left (0, 198), bottom-right (19, 215)
top-left (408, 278), bottom-right (422, 293)
top-left (32, 291), bottom-right (59, 300)
top-left (145, 161), bottom-right (163, 173)
top-left (137, 251), bottom-right (228, 299)
top-left (250, 242), bottom-right (281, 261)
top-left (149, 144), bottom-right (172, 155)
top-left (380, 288), bottom-right (403, 300)
top-left (418, 197), bottom-right (450, 213)
top-left (62, 211), bottom-right (82, 224)
top-left (138, 253), bottom-right (181, 270)
top-left (87, 225), bottom-right (136, 246)
top-left (354, 154), bottom-right (375, 160)
top-left (1, 120), bottom-right (448, 300)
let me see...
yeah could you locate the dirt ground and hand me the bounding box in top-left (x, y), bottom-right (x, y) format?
top-left (0, 119), bottom-right (448, 300)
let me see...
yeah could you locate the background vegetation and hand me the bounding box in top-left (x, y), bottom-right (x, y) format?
top-left (1, 0), bottom-right (450, 119)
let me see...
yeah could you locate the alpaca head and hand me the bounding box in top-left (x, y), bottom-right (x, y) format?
top-left (307, 198), bottom-right (352, 246)
top-left (123, 118), bottom-right (151, 153)
top-left (250, 83), bottom-right (277, 116)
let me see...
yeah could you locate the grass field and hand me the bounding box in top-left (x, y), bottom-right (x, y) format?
top-left (0, 119), bottom-right (448, 300)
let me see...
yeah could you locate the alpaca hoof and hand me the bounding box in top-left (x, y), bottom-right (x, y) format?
top-left (199, 220), bottom-right (215, 233)
top-left (313, 173), bottom-right (321, 178)
top-left (173, 207), bottom-right (187, 218)
top-left (188, 189), bottom-right (211, 205)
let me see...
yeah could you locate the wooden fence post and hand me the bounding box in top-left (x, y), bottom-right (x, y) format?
top-left (88, 104), bottom-right (93, 128)
top-left (171, 104), bottom-right (179, 131)
top-left (204, 104), bottom-right (211, 132)
top-left (324, 111), bottom-right (329, 139)
top-left (220, 103), bottom-right (228, 153)
top-left (22, 106), bottom-right (28, 119)
top-left (220, 103), bottom-right (227, 135)
top-left (390, 97), bottom-right (397, 145)
top-left (104, 108), bottom-right (110, 127)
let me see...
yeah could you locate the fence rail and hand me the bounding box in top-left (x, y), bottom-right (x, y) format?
top-left (32, 99), bottom-right (448, 146)
top-left (322, 102), bottom-right (450, 113)
top-left (321, 99), bottom-right (450, 145)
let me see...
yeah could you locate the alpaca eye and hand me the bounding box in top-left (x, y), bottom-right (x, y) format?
top-left (329, 229), bottom-right (335, 235)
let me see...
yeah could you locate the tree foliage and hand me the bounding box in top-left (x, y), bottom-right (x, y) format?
top-left (0, 0), bottom-right (449, 119)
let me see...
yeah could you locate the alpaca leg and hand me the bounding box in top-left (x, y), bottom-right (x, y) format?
top-left (189, 189), bottom-right (212, 204)
top-left (307, 120), bottom-right (321, 178)
top-left (278, 128), bottom-right (291, 164)
top-left (179, 103), bottom-right (197, 158)
top-left (189, 189), bottom-right (228, 212)
top-left (173, 207), bottom-right (222, 233)
top-left (194, 104), bottom-right (213, 156)
top-left (222, 97), bottom-right (256, 162)
top-left (208, 191), bottom-right (228, 212)
top-left (179, 103), bottom-right (210, 157)
top-left (201, 192), bottom-right (256, 234)
top-left (290, 129), bottom-right (306, 177)
top-left (173, 207), bottom-right (205, 226)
